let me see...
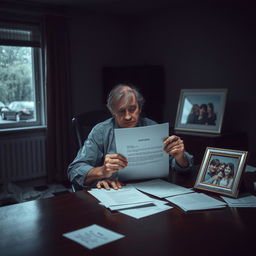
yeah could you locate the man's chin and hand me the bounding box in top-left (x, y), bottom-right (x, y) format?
top-left (122, 122), bottom-right (137, 128)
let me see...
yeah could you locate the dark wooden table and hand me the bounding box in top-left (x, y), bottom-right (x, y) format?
top-left (1, 169), bottom-right (256, 256)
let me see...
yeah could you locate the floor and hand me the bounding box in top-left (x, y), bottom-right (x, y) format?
top-left (0, 178), bottom-right (72, 207)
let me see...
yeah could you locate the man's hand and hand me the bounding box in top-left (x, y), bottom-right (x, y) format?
top-left (164, 135), bottom-right (184, 157)
top-left (85, 153), bottom-right (127, 185)
top-left (96, 179), bottom-right (124, 190)
top-left (102, 153), bottom-right (128, 177)
top-left (163, 135), bottom-right (188, 168)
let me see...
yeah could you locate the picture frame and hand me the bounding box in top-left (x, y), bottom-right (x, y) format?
top-left (194, 147), bottom-right (248, 198)
top-left (174, 89), bottom-right (227, 134)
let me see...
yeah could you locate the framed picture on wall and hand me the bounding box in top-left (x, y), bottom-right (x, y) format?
top-left (194, 147), bottom-right (248, 198)
top-left (174, 89), bottom-right (227, 134)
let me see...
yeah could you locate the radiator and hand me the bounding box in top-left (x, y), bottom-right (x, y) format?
top-left (0, 134), bottom-right (46, 183)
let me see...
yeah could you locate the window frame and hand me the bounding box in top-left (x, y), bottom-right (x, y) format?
top-left (0, 20), bottom-right (46, 131)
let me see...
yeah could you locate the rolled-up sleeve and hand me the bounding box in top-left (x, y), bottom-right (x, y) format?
top-left (170, 152), bottom-right (194, 172)
top-left (67, 126), bottom-right (104, 188)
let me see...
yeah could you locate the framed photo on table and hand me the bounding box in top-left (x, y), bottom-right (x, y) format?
top-left (174, 89), bottom-right (227, 134)
top-left (194, 147), bottom-right (248, 198)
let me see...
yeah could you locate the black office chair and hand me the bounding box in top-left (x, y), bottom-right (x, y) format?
top-left (71, 108), bottom-right (111, 192)
top-left (72, 108), bottom-right (111, 150)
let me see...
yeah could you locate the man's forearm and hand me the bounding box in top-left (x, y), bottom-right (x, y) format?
top-left (85, 166), bottom-right (106, 184)
top-left (175, 153), bottom-right (189, 168)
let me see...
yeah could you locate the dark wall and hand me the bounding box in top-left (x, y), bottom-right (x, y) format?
top-left (69, 5), bottom-right (256, 165)
top-left (140, 7), bottom-right (256, 165)
top-left (102, 65), bottom-right (165, 123)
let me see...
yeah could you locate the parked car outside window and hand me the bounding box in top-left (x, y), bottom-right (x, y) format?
top-left (0, 101), bottom-right (5, 112)
top-left (1, 101), bottom-right (34, 122)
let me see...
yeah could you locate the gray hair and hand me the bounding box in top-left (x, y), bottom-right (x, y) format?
top-left (106, 84), bottom-right (145, 114)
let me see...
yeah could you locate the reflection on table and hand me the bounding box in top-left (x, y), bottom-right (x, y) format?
top-left (0, 167), bottom-right (256, 256)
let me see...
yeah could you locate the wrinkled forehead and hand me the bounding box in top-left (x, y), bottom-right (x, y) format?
top-left (114, 89), bottom-right (138, 111)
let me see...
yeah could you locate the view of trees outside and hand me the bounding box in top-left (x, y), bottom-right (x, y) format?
top-left (0, 45), bottom-right (33, 105)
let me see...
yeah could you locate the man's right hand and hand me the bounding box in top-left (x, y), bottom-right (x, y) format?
top-left (102, 153), bottom-right (128, 177)
top-left (85, 153), bottom-right (128, 184)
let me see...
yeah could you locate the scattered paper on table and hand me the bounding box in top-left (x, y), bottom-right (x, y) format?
top-left (166, 192), bottom-right (227, 211)
top-left (221, 194), bottom-right (256, 207)
top-left (88, 184), bottom-right (153, 208)
top-left (63, 224), bottom-right (124, 249)
top-left (132, 178), bottom-right (194, 198)
top-left (245, 164), bottom-right (256, 172)
top-left (119, 200), bottom-right (172, 219)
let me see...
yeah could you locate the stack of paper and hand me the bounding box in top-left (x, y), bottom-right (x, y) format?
top-left (88, 184), bottom-right (172, 218)
top-left (132, 178), bottom-right (194, 198)
top-left (88, 185), bottom-right (153, 210)
top-left (165, 192), bottom-right (227, 211)
top-left (221, 194), bottom-right (256, 207)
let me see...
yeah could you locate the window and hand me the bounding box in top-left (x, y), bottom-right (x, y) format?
top-left (0, 20), bottom-right (45, 130)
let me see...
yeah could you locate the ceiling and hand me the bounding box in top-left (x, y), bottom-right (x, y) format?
top-left (2, 0), bottom-right (251, 16)
top-left (10, 0), bottom-right (242, 16)
top-left (4, 0), bottom-right (180, 15)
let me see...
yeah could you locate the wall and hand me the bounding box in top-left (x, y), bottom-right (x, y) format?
top-left (68, 14), bottom-right (134, 115)
top-left (68, 6), bottom-right (256, 165)
top-left (129, 6), bottom-right (256, 164)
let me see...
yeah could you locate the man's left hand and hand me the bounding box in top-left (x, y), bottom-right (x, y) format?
top-left (163, 135), bottom-right (188, 168)
top-left (96, 179), bottom-right (124, 190)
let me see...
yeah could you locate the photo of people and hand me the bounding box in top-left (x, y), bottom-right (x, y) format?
top-left (194, 147), bottom-right (247, 198)
top-left (175, 89), bottom-right (227, 134)
top-left (181, 96), bottom-right (219, 126)
top-left (203, 156), bottom-right (238, 189)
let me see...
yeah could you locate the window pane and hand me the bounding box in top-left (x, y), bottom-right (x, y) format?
top-left (0, 45), bottom-right (38, 125)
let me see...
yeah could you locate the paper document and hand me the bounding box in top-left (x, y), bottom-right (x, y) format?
top-left (221, 194), bottom-right (256, 207)
top-left (103, 197), bottom-right (168, 211)
top-left (119, 201), bottom-right (172, 219)
top-left (114, 123), bottom-right (169, 181)
top-left (132, 178), bottom-right (194, 198)
top-left (88, 185), bottom-right (153, 208)
top-left (63, 224), bottom-right (124, 249)
top-left (245, 164), bottom-right (256, 172)
top-left (166, 192), bottom-right (227, 211)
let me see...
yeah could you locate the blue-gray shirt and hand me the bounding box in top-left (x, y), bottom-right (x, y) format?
top-left (67, 117), bottom-right (194, 188)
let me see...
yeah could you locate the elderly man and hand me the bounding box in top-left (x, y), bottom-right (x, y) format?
top-left (68, 84), bottom-right (193, 190)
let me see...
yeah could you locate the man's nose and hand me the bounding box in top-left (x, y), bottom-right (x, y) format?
top-left (124, 110), bottom-right (132, 120)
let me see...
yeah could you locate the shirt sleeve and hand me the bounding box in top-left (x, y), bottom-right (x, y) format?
top-left (67, 125), bottom-right (105, 188)
top-left (170, 151), bottom-right (194, 172)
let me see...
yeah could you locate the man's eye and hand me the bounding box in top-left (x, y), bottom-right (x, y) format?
top-left (128, 107), bottom-right (136, 113)
top-left (118, 110), bottom-right (125, 115)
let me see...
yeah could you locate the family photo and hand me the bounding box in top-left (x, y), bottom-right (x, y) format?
top-left (203, 158), bottom-right (237, 188)
top-left (194, 147), bottom-right (248, 198)
top-left (175, 89), bottom-right (227, 134)
top-left (186, 102), bottom-right (217, 126)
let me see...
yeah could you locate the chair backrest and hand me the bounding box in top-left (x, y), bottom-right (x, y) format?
top-left (72, 109), bottom-right (111, 150)
top-left (71, 109), bottom-right (111, 192)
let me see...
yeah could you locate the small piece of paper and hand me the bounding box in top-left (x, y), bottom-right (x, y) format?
top-left (63, 224), bottom-right (124, 249)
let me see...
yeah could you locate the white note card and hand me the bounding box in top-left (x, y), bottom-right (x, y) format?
top-left (63, 224), bottom-right (124, 249)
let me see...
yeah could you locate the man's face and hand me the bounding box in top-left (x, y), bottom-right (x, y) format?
top-left (209, 164), bottom-right (218, 173)
top-left (113, 93), bottom-right (141, 128)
